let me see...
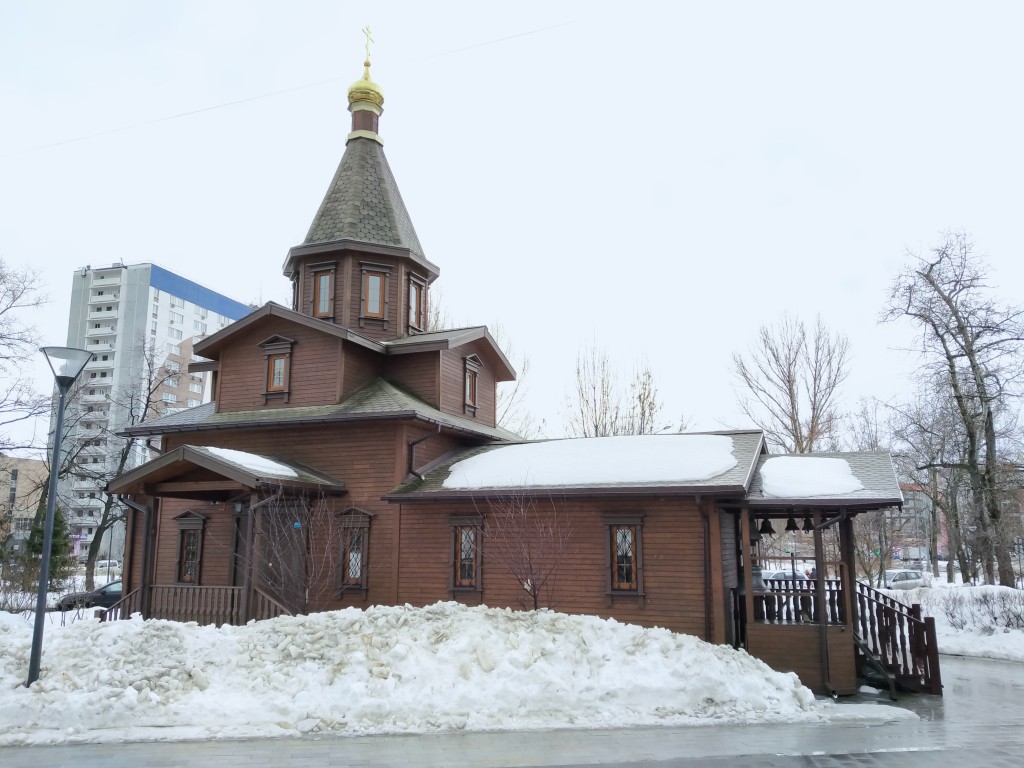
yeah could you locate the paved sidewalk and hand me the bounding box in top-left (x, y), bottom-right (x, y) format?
top-left (2, 656), bottom-right (1022, 767)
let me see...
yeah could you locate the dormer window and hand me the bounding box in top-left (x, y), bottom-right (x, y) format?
top-left (408, 275), bottom-right (426, 331)
top-left (310, 261), bottom-right (336, 319)
top-left (267, 354), bottom-right (288, 391)
top-left (259, 336), bottom-right (295, 404)
top-left (464, 355), bottom-right (482, 416)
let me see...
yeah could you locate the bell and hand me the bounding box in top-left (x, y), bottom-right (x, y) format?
top-left (802, 515), bottom-right (814, 532)
top-left (758, 518), bottom-right (776, 536)
top-left (749, 524), bottom-right (762, 544)
top-left (785, 516), bottom-right (800, 532)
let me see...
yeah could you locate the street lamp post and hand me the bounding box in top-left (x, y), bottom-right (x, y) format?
top-left (26, 346), bottom-right (91, 687)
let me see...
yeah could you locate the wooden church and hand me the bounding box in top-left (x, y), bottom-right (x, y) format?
top-left (107, 56), bottom-right (940, 697)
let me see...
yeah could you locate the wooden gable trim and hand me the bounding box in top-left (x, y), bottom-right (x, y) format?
top-left (194, 302), bottom-right (385, 359)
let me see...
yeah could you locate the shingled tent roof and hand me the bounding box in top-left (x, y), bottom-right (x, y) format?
top-left (303, 137), bottom-right (425, 258)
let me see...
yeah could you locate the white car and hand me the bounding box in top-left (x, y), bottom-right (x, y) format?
top-left (882, 569), bottom-right (927, 589)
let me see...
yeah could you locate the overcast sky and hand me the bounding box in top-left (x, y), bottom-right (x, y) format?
top-left (2, 1), bottom-right (1022, 447)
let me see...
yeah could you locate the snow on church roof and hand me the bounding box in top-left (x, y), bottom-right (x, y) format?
top-left (746, 452), bottom-right (903, 508)
top-left (442, 434), bottom-right (739, 490)
top-left (388, 432), bottom-right (765, 498)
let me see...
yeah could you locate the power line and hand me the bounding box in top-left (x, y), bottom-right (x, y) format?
top-left (2, 18), bottom-right (589, 159)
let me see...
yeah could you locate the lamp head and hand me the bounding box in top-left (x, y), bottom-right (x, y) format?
top-left (41, 347), bottom-right (91, 390)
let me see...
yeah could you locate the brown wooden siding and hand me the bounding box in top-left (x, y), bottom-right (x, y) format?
top-left (439, 341), bottom-right (497, 427)
top-left (402, 424), bottom-right (464, 478)
top-left (152, 423), bottom-right (403, 611)
top-left (341, 342), bottom-right (383, 400)
top-left (397, 496), bottom-right (708, 638)
top-left (152, 498), bottom-right (235, 587)
top-left (385, 351), bottom-right (440, 408)
top-left (346, 254), bottom-right (401, 342)
top-left (746, 624), bottom-right (857, 695)
top-left (216, 321), bottom-right (343, 411)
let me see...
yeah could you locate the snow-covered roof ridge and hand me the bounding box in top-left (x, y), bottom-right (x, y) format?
top-left (388, 431), bottom-right (765, 497)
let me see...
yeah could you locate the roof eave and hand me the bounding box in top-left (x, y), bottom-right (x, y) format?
top-left (384, 484), bottom-right (749, 503)
top-left (121, 409), bottom-right (515, 443)
top-left (283, 239), bottom-right (440, 282)
top-left (193, 303), bottom-right (385, 359)
top-left (744, 496), bottom-right (903, 511)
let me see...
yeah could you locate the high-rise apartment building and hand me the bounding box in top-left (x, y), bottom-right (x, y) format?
top-left (58, 263), bottom-right (252, 558)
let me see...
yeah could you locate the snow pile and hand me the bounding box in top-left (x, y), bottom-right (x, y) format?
top-left (444, 435), bottom-right (738, 489)
top-left (760, 457), bottom-right (864, 497)
top-left (892, 584), bottom-right (1024, 663)
top-left (0, 602), bottom-right (820, 745)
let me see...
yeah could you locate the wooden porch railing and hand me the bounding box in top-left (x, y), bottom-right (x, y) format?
top-left (101, 585), bottom-right (291, 625)
top-left (251, 587), bottom-right (294, 621)
top-left (100, 587), bottom-right (143, 623)
top-left (855, 581), bottom-right (942, 695)
top-left (148, 585), bottom-right (243, 626)
top-left (757, 578), bottom-right (845, 624)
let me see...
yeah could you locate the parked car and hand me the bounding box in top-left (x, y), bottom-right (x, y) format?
top-left (882, 569), bottom-right (928, 590)
top-left (55, 580), bottom-right (122, 611)
top-left (762, 570), bottom-right (808, 584)
top-left (95, 559), bottom-right (120, 571)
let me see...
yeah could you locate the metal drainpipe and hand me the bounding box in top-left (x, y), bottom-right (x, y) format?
top-left (408, 424), bottom-right (442, 479)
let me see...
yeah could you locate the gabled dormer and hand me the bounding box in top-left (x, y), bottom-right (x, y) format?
top-left (282, 56), bottom-right (439, 342)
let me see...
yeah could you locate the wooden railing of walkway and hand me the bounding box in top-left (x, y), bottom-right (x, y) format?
top-left (758, 578), bottom-right (845, 624)
top-left (251, 587), bottom-right (294, 621)
top-left (101, 585), bottom-right (294, 626)
top-left (100, 587), bottom-right (143, 623)
top-left (855, 581), bottom-right (942, 695)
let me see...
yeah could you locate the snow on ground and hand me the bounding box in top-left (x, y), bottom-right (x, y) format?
top-left (0, 601), bottom-right (912, 746)
top-left (4, 582), bottom-right (1021, 746)
top-left (443, 434), bottom-right (738, 489)
top-left (889, 583), bottom-right (1024, 663)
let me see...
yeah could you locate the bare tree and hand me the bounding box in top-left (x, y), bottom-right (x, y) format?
top-left (479, 493), bottom-right (573, 610)
top-left (883, 231), bottom-right (1024, 586)
top-left (252, 490), bottom-right (341, 614)
top-left (0, 259), bottom-right (48, 453)
top-left (490, 324), bottom-right (541, 438)
top-left (425, 286), bottom-right (454, 333)
top-left (733, 313), bottom-right (850, 453)
top-left (66, 338), bottom-right (176, 589)
top-left (565, 345), bottom-right (680, 437)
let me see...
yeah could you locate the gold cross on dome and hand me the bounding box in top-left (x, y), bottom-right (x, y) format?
top-left (362, 26), bottom-right (374, 63)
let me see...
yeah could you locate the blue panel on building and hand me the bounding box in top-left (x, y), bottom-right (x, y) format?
top-left (149, 265), bottom-right (252, 320)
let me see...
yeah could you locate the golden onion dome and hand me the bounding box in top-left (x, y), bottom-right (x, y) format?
top-left (348, 61), bottom-right (384, 108)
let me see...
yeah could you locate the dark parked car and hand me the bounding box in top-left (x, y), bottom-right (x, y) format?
top-left (55, 580), bottom-right (122, 611)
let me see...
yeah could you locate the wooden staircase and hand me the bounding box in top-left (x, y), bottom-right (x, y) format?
top-left (853, 581), bottom-right (942, 695)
